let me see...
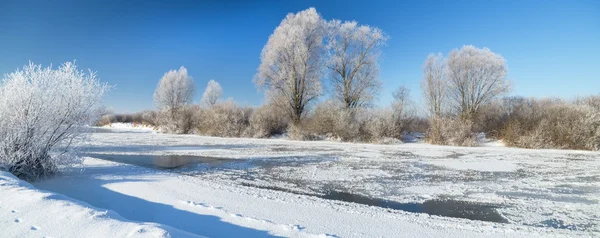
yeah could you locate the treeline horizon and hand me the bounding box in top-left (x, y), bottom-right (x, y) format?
top-left (95, 8), bottom-right (599, 151)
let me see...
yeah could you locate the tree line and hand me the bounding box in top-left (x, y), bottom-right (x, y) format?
top-left (98, 7), bottom-right (599, 151)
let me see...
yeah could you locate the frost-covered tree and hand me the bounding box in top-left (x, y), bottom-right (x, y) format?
top-left (153, 66), bottom-right (195, 122)
top-left (201, 79), bottom-right (222, 107)
top-left (392, 86), bottom-right (412, 119)
top-left (0, 62), bottom-right (110, 180)
top-left (445, 45), bottom-right (509, 120)
top-left (390, 86), bottom-right (414, 137)
top-left (254, 8), bottom-right (326, 123)
top-left (421, 53), bottom-right (447, 117)
top-left (326, 20), bottom-right (387, 108)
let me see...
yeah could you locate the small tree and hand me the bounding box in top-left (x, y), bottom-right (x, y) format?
top-left (201, 79), bottom-right (222, 107)
top-left (445, 45), bottom-right (509, 121)
top-left (153, 66), bottom-right (195, 132)
top-left (254, 8), bottom-right (325, 124)
top-left (421, 53), bottom-right (446, 117)
top-left (154, 66), bottom-right (194, 120)
top-left (326, 20), bottom-right (387, 108)
top-left (0, 62), bottom-right (110, 180)
top-left (390, 86), bottom-right (414, 137)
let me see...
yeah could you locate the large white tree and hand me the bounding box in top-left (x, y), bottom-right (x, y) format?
top-left (153, 66), bottom-right (195, 121)
top-left (201, 79), bottom-right (222, 107)
top-left (0, 62), bottom-right (110, 180)
top-left (326, 20), bottom-right (387, 108)
top-left (445, 45), bottom-right (509, 120)
top-left (254, 8), bottom-right (326, 123)
top-left (421, 53), bottom-right (447, 117)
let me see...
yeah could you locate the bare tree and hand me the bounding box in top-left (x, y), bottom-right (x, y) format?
top-left (201, 79), bottom-right (222, 107)
top-left (326, 20), bottom-right (387, 108)
top-left (445, 45), bottom-right (509, 120)
top-left (254, 8), bottom-right (325, 124)
top-left (153, 66), bottom-right (195, 121)
top-left (421, 53), bottom-right (446, 117)
top-left (390, 86), bottom-right (414, 136)
top-left (392, 85), bottom-right (412, 118)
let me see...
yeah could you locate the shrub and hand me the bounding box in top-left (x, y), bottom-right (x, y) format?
top-left (196, 100), bottom-right (251, 137)
top-left (156, 105), bottom-right (198, 134)
top-left (305, 101), bottom-right (409, 143)
top-left (307, 101), bottom-right (361, 141)
top-left (140, 110), bottom-right (159, 126)
top-left (95, 114), bottom-right (117, 126)
top-left (503, 98), bottom-right (600, 151)
top-left (426, 117), bottom-right (477, 146)
top-left (0, 62), bottom-right (109, 180)
top-left (247, 104), bottom-right (288, 138)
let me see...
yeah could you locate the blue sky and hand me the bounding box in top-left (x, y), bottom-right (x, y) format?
top-left (1, 0), bottom-right (598, 113)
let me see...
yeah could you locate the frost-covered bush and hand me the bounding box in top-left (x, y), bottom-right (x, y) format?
top-left (0, 62), bottom-right (109, 180)
top-left (156, 105), bottom-right (197, 134)
top-left (196, 100), bottom-right (251, 137)
top-left (247, 104), bottom-right (288, 138)
top-left (95, 114), bottom-right (117, 126)
top-left (305, 101), bottom-right (407, 142)
top-left (503, 98), bottom-right (600, 151)
top-left (287, 121), bottom-right (318, 141)
top-left (94, 112), bottom-right (149, 127)
top-left (363, 108), bottom-right (399, 142)
top-left (307, 101), bottom-right (361, 141)
top-left (426, 117), bottom-right (477, 146)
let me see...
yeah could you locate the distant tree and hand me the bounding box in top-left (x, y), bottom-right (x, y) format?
top-left (254, 8), bottom-right (326, 124)
top-left (421, 53), bottom-right (447, 117)
top-left (153, 66), bottom-right (195, 121)
top-left (445, 45), bottom-right (509, 120)
top-left (390, 85), bottom-right (414, 136)
top-left (326, 20), bottom-right (387, 108)
top-left (0, 62), bottom-right (110, 180)
top-left (201, 79), bottom-right (222, 107)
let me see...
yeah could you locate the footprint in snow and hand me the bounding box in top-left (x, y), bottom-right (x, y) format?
top-left (31, 226), bottom-right (40, 230)
top-left (11, 210), bottom-right (18, 213)
top-left (14, 218), bottom-right (21, 223)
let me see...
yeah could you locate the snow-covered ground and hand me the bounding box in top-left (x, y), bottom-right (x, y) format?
top-left (2, 125), bottom-right (598, 237)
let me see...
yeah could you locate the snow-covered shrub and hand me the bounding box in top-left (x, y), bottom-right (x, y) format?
top-left (140, 110), bottom-right (159, 126)
top-left (95, 114), bottom-right (117, 126)
top-left (156, 105), bottom-right (197, 134)
top-left (196, 100), bottom-right (251, 137)
top-left (287, 121), bottom-right (318, 141)
top-left (307, 101), bottom-right (361, 141)
top-left (247, 103), bottom-right (288, 138)
top-left (503, 98), bottom-right (600, 151)
top-left (362, 109), bottom-right (393, 142)
top-left (426, 117), bottom-right (477, 146)
top-left (95, 112), bottom-right (148, 127)
top-left (0, 62), bottom-right (109, 180)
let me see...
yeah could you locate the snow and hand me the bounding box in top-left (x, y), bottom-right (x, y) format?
top-left (2, 126), bottom-right (599, 237)
top-left (425, 158), bottom-right (518, 172)
top-left (0, 171), bottom-right (201, 238)
top-left (102, 123), bottom-right (156, 132)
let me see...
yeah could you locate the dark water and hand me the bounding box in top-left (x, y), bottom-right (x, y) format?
top-left (320, 191), bottom-right (508, 223)
top-left (85, 153), bottom-right (236, 169)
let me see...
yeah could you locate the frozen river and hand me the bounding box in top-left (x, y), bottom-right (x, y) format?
top-left (80, 128), bottom-right (600, 233)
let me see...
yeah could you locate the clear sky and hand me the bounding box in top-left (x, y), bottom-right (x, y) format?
top-left (1, 0), bottom-right (598, 113)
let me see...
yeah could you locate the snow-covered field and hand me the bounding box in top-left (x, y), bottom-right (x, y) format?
top-left (2, 125), bottom-right (599, 237)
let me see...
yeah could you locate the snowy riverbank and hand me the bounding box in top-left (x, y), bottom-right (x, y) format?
top-left (2, 126), bottom-right (598, 237)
